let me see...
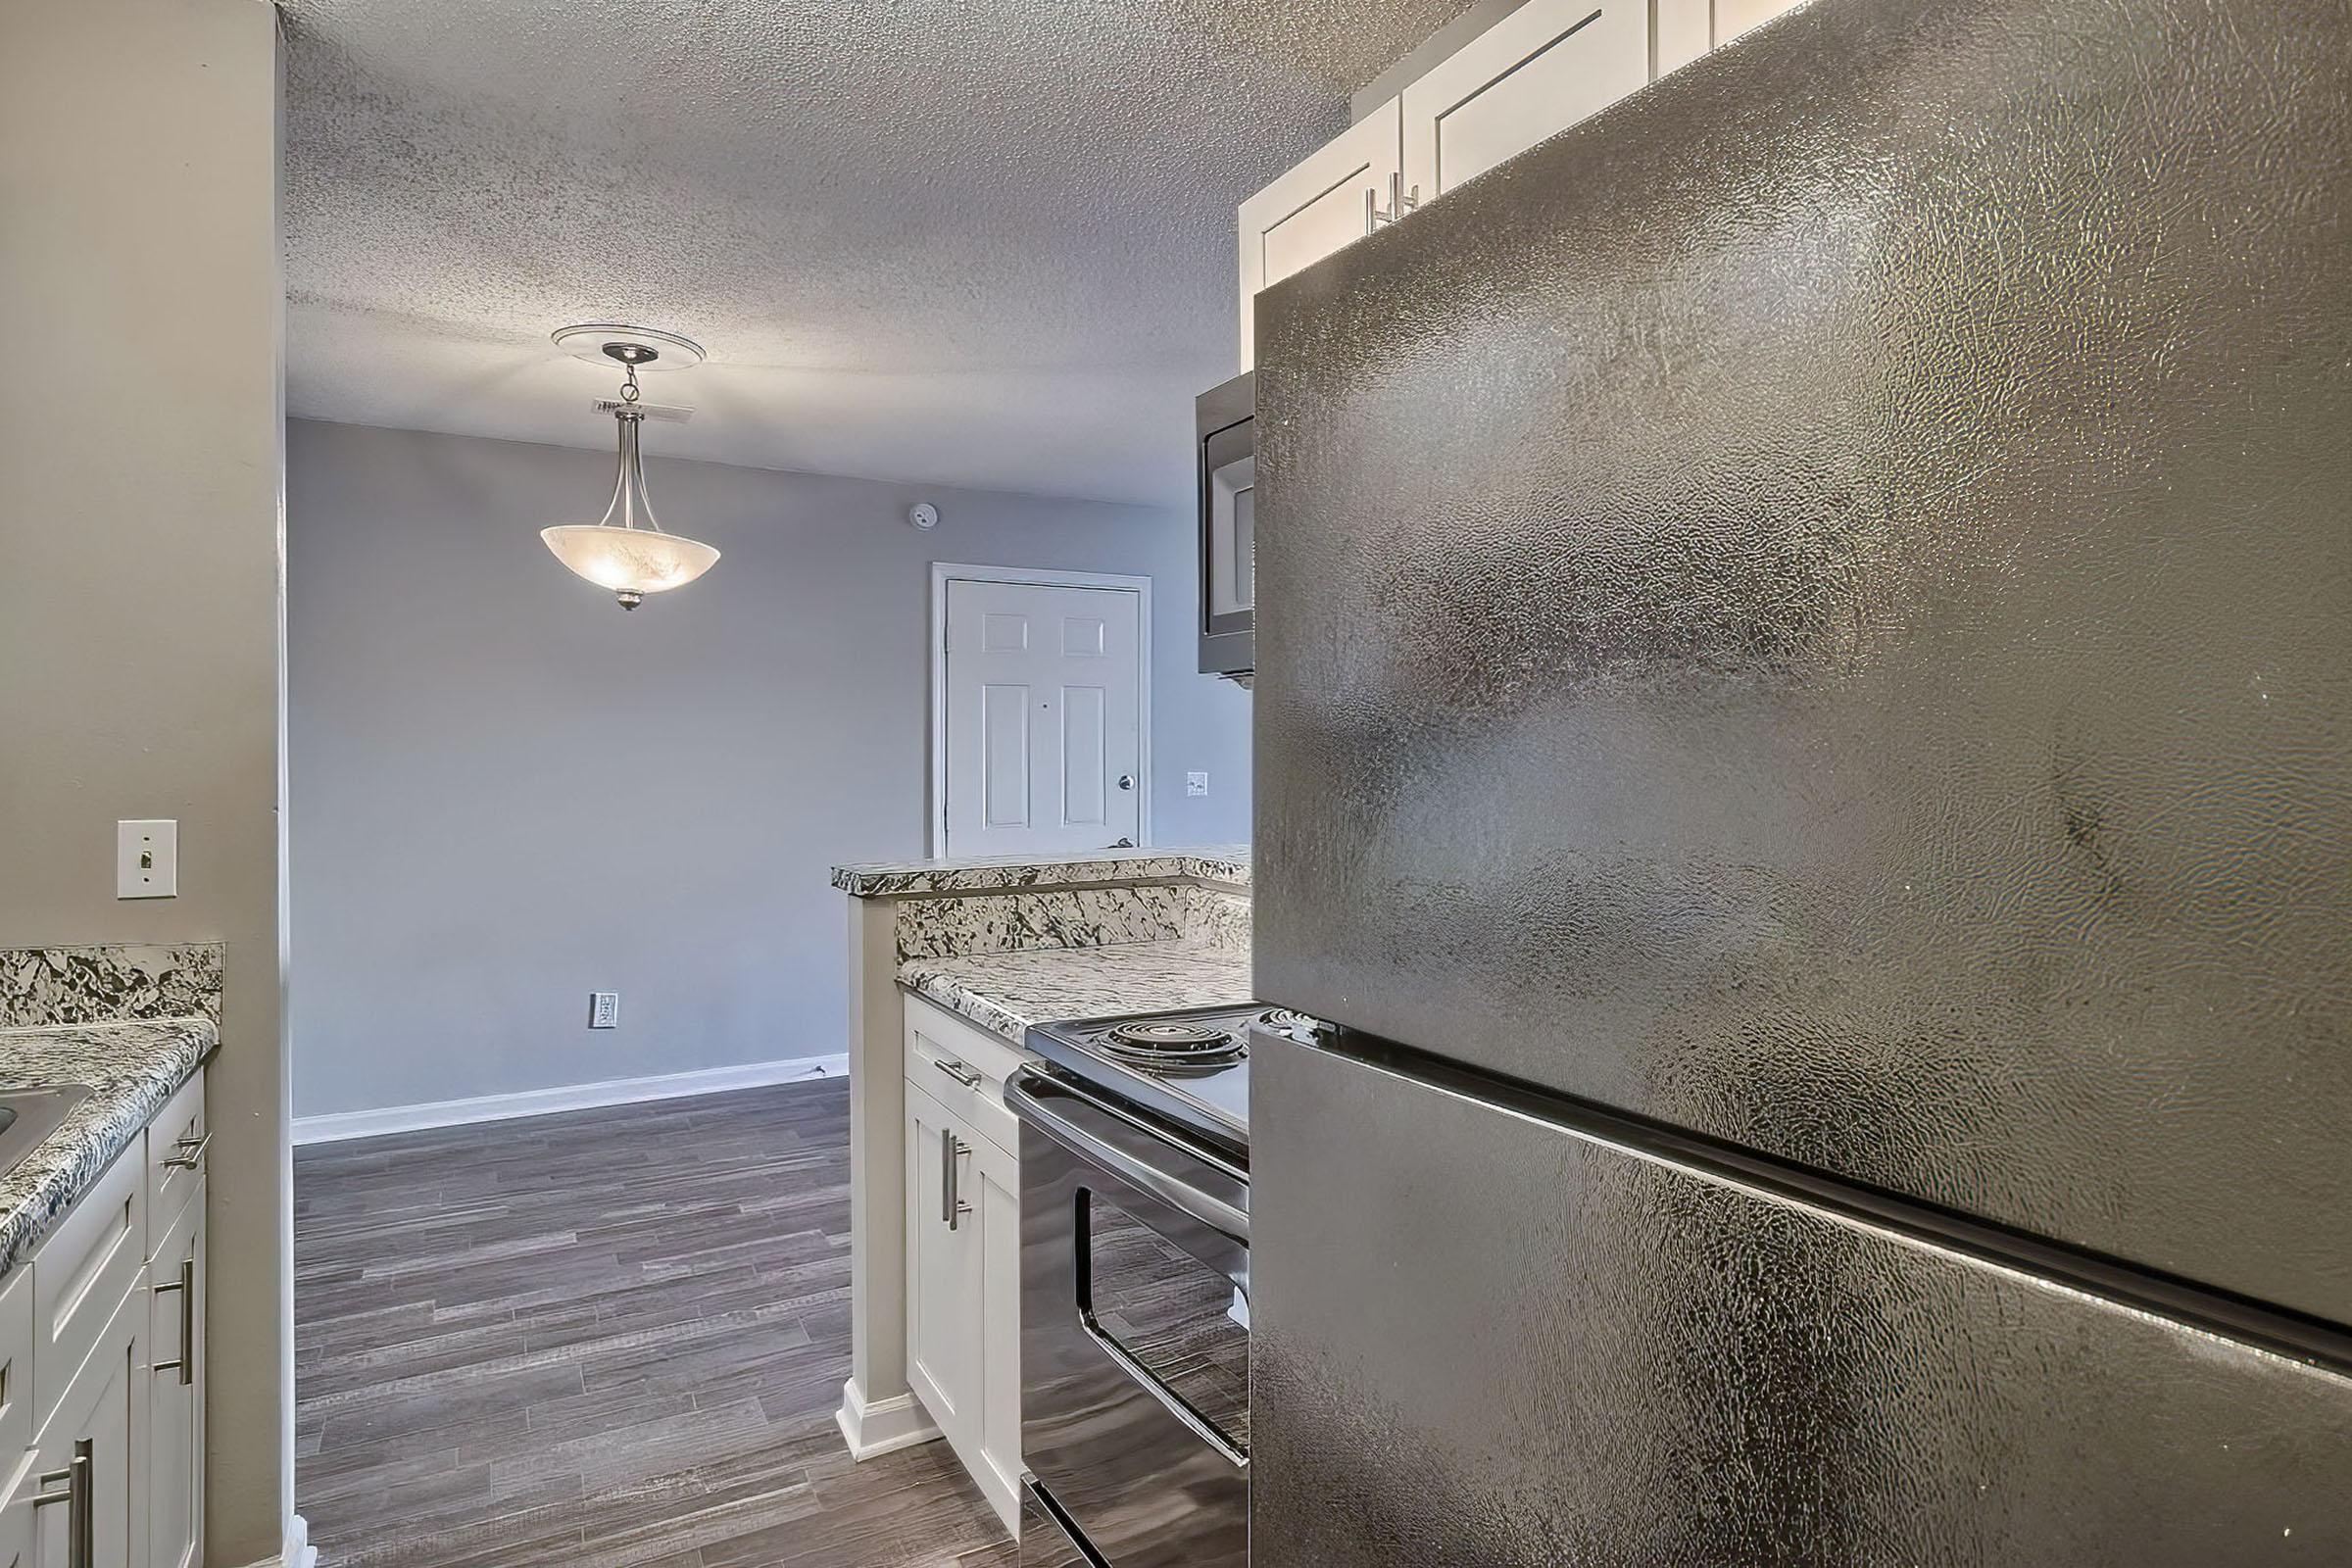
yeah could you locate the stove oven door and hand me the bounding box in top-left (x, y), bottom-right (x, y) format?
top-left (1006, 1068), bottom-right (1250, 1568)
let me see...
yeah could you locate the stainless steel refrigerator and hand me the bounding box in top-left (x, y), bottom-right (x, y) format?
top-left (1249, 0), bottom-right (2352, 1561)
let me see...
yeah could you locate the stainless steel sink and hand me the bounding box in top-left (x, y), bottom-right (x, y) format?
top-left (0, 1087), bottom-right (92, 1175)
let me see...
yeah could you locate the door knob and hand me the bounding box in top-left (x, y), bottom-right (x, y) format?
top-left (1117, 774), bottom-right (1134, 791)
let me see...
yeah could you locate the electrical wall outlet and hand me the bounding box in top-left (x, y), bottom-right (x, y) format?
top-left (1186, 771), bottom-right (1210, 798)
top-left (117, 820), bottom-right (178, 899)
top-left (588, 992), bottom-right (620, 1029)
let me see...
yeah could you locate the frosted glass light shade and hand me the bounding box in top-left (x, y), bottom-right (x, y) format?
top-left (541, 524), bottom-right (719, 600)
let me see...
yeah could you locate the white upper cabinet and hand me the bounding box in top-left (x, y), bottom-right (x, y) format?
top-left (1655, 0), bottom-right (1806, 74)
top-left (1236, 0), bottom-right (1813, 368)
top-left (1236, 100), bottom-right (1401, 366)
top-left (1399, 0), bottom-right (1649, 204)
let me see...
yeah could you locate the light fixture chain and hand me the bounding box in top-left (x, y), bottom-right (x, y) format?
top-left (620, 363), bottom-right (642, 403)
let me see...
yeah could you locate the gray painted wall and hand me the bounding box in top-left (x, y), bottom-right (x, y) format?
top-left (288, 419), bottom-right (1250, 1118)
top-left (1, 1), bottom-right (290, 1558)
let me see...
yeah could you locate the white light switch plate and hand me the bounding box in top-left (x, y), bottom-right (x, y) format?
top-left (589, 992), bottom-right (620, 1029)
top-left (117, 819), bottom-right (178, 899)
top-left (1187, 771), bottom-right (1210, 797)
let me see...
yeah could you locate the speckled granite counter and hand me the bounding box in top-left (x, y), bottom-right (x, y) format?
top-left (901, 938), bottom-right (1253, 1043)
top-left (0, 1017), bottom-right (215, 1279)
top-left (834, 844), bottom-right (1249, 898)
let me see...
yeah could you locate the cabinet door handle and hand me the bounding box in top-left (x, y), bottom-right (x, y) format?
top-left (33, 1441), bottom-right (93, 1568)
top-left (933, 1057), bottom-right (982, 1090)
top-left (1366, 171), bottom-right (1420, 230)
top-left (941, 1128), bottom-right (972, 1231)
top-left (163, 1130), bottom-right (211, 1171)
top-left (152, 1255), bottom-right (196, 1386)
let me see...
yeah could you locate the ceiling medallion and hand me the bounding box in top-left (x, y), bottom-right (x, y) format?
top-left (540, 324), bottom-right (720, 610)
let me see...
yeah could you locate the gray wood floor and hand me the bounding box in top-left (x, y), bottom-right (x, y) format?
top-left (295, 1078), bottom-right (1018, 1567)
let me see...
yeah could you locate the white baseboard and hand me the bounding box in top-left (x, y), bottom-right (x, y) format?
top-left (233, 1512), bottom-right (318, 1568)
top-left (292, 1055), bottom-right (850, 1145)
top-left (835, 1378), bottom-right (940, 1460)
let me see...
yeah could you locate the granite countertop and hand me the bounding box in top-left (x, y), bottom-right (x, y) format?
top-left (902, 939), bottom-right (1254, 1042)
top-left (0, 1017), bottom-right (215, 1280)
top-left (836, 844), bottom-right (1250, 899)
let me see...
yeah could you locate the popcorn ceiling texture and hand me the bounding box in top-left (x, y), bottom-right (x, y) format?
top-left (281, 0), bottom-right (1480, 508)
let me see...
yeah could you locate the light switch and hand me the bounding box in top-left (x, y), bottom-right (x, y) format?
top-left (117, 819), bottom-right (177, 899)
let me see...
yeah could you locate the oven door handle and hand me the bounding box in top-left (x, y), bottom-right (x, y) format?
top-left (1005, 1070), bottom-right (1250, 1244)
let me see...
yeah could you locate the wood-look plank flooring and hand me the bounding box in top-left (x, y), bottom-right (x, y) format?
top-left (295, 1079), bottom-right (1018, 1567)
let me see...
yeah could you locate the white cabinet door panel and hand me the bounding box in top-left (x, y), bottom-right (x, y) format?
top-left (905, 1085), bottom-right (984, 1457)
top-left (1655, 0), bottom-right (1808, 75)
top-left (969, 1128), bottom-right (1022, 1533)
top-left (1236, 101), bottom-right (1402, 367)
top-left (1402, 0), bottom-right (1649, 201)
top-left (30, 1285), bottom-right (141, 1568)
top-left (145, 1186), bottom-right (203, 1568)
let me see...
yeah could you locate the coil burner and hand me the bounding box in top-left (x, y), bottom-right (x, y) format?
top-left (1256, 1007), bottom-right (1322, 1042)
top-left (1094, 1018), bottom-right (1248, 1075)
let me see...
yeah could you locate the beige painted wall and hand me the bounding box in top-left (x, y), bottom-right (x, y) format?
top-left (1, 0), bottom-right (289, 1561)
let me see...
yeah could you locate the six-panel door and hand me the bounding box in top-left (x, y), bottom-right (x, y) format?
top-left (941, 576), bottom-right (1144, 858)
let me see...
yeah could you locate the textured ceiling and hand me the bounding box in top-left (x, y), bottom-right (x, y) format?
top-left (282, 0), bottom-right (1479, 507)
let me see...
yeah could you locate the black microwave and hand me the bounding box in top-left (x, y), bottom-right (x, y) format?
top-left (1197, 370), bottom-right (1254, 682)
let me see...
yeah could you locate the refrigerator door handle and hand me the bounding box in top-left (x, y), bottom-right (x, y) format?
top-left (1005, 1069), bottom-right (1250, 1243)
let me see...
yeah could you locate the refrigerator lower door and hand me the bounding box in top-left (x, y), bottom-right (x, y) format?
top-left (1252, 1034), bottom-right (2352, 1567)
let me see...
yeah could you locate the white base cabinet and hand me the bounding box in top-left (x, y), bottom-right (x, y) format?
top-left (0, 1071), bottom-right (206, 1568)
top-left (902, 999), bottom-right (1029, 1535)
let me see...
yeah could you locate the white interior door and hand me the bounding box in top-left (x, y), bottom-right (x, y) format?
top-left (941, 574), bottom-right (1143, 857)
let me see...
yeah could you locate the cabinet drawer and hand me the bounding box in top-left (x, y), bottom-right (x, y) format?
top-left (904, 997), bottom-right (1029, 1157)
top-left (143, 1070), bottom-right (206, 1240)
top-left (31, 1146), bottom-right (144, 1436)
top-left (0, 1264), bottom-right (31, 1469)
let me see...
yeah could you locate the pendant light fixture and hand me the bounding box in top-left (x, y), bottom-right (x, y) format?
top-left (541, 324), bottom-right (720, 610)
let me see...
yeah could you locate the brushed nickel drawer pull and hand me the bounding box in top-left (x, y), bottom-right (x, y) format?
top-left (942, 1128), bottom-right (972, 1231)
top-left (163, 1130), bottom-right (211, 1170)
top-left (152, 1256), bottom-right (196, 1385)
top-left (933, 1057), bottom-right (982, 1090)
top-left (33, 1442), bottom-right (94, 1568)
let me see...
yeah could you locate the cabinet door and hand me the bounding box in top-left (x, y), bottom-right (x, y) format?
top-left (1400, 0), bottom-right (1647, 202)
top-left (145, 1185), bottom-right (203, 1568)
top-left (905, 1085), bottom-right (984, 1456)
top-left (968, 1128), bottom-right (1023, 1534)
top-left (0, 1450), bottom-right (40, 1568)
top-left (1655, 0), bottom-right (1807, 76)
top-left (1236, 100), bottom-right (1402, 367)
top-left (29, 1286), bottom-right (143, 1568)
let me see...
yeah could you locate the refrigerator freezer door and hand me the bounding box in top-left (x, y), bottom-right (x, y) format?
top-left (1252, 0), bottom-right (2352, 1323)
top-left (1252, 1035), bottom-right (2352, 1566)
